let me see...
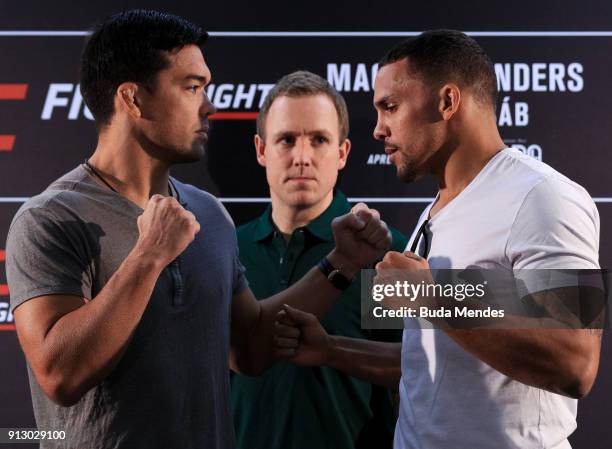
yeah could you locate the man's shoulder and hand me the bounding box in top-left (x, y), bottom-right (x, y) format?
top-left (170, 178), bottom-right (218, 205)
top-left (170, 179), bottom-right (235, 224)
top-left (497, 148), bottom-right (584, 192)
top-left (10, 166), bottom-right (90, 229)
top-left (236, 213), bottom-right (268, 246)
top-left (236, 213), bottom-right (264, 232)
top-left (498, 149), bottom-right (595, 214)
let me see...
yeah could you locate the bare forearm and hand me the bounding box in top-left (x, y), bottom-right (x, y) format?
top-left (41, 246), bottom-right (164, 404)
top-left (241, 267), bottom-right (342, 373)
top-left (326, 336), bottom-right (402, 388)
top-left (242, 251), bottom-right (358, 373)
top-left (446, 328), bottom-right (601, 398)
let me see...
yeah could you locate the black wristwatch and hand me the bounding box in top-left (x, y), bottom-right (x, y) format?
top-left (317, 257), bottom-right (353, 291)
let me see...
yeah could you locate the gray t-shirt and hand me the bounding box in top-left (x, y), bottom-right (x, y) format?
top-left (5, 165), bottom-right (248, 449)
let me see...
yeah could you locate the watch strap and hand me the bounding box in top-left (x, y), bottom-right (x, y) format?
top-left (317, 257), bottom-right (353, 290)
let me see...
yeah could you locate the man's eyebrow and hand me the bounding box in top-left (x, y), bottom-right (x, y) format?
top-left (271, 130), bottom-right (297, 140)
top-left (183, 74), bottom-right (208, 83)
top-left (374, 95), bottom-right (391, 108)
top-left (306, 129), bottom-right (333, 136)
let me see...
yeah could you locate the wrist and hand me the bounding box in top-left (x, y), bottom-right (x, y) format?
top-left (327, 249), bottom-right (360, 279)
top-left (324, 335), bottom-right (339, 367)
top-left (130, 241), bottom-right (167, 273)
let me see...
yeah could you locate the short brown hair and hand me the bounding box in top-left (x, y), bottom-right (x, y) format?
top-left (257, 70), bottom-right (349, 142)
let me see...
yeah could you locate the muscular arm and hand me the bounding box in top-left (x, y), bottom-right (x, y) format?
top-left (270, 304), bottom-right (402, 387)
top-left (444, 284), bottom-right (604, 398)
top-left (324, 337), bottom-right (402, 388)
top-left (445, 327), bottom-right (602, 399)
top-left (12, 195), bottom-right (199, 406)
top-left (230, 250), bottom-right (359, 375)
top-left (376, 252), bottom-right (604, 398)
top-left (230, 206), bottom-right (392, 375)
top-left (15, 248), bottom-right (165, 406)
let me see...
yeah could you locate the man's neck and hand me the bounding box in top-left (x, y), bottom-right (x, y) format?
top-left (270, 191), bottom-right (334, 241)
top-left (430, 120), bottom-right (505, 217)
top-left (88, 131), bottom-right (171, 209)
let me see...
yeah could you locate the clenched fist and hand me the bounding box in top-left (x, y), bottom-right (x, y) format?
top-left (274, 305), bottom-right (331, 366)
top-left (373, 251), bottom-right (433, 311)
top-left (330, 203), bottom-right (392, 272)
top-left (135, 194), bottom-right (200, 265)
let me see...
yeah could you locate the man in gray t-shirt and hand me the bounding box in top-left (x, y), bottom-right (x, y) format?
top-left (5, 10), bottom-right (393, 449)
top-left (8, 167), bottom-right (248, 448)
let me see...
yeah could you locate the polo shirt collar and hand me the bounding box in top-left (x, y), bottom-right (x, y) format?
top-left (250, 190), bottom-right (351, 242)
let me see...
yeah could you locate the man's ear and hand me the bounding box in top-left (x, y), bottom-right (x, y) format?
top-left (438, 83), bottom-right (461, 121)
top-left (254, 134), bottom-right (266, 167)
top-left (115, 82), bottom-right (141, 119)
top-left (337, 138), bottom-right (351, 170)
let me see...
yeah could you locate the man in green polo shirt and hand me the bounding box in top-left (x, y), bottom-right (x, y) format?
top-left (231, 71), bottom-right (407, 449)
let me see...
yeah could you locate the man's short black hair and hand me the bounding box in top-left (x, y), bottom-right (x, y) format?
top-left (379, 30), bottom-right (497, 108)
top-left (80, 9), bottom-right (208, 128)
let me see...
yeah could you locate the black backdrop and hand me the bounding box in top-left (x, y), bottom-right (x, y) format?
top-left (1, 1), bottom-right (611, 447)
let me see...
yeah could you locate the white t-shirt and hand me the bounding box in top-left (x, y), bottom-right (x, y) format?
top-left (395, 148), bottom-right (600, 449)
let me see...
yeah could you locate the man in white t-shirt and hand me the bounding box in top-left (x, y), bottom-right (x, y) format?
top-left (274, 30), bottom-right (603, 449)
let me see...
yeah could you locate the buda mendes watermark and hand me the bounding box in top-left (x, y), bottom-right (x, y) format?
top-left (361, 269), bottom-right (609, 330)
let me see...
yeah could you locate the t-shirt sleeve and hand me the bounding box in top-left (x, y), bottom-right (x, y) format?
top-left (213, 196), bottom-right (249, 296)
top-left (506, 177), bottom-right (600, 296)
top-left (232, 243), bottom-right (249, 295)
top-left (5, 207), bottom-right (93, 312)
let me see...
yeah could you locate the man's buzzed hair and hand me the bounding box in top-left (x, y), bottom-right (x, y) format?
top-left (379, 30), bottom-right (498, 108)
top-left (257, 70), bottom-right (349, 142)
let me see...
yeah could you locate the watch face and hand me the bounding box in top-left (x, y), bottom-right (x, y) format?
top-left (329, 269), bottom-right (352, 290)
top-left (328, 269), bottom-right (341, 280)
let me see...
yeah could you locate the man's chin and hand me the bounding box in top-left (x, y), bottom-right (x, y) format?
top-left (172, 144), bottom-right (206, 164)
top-left (396, 164), bottom-right (418, 183)
top-left (282, 191), bottom-right (318, 209)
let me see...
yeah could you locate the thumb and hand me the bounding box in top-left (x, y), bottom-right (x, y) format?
top-left (283, 304), bottom-right (316, 325)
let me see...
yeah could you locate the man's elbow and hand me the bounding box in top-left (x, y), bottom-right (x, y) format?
top-left (559, 357), bottom-right (599, 399)
top-left (229, 351), bottom-right (268, 376)
top-left (36, 368), bottom-right (84, 407)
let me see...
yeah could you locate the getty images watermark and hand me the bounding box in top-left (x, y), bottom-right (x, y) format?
top-left (361, 269), bottom-right (609, 330)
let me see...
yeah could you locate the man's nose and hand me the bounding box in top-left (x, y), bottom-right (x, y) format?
top-left (373, 117), bottom-right (388, 141)
top-left (293, 139), bottom-right (313, 166)
top-left (200, 91), bottom-right (217, 117)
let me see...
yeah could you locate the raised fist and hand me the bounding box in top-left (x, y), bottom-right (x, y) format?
top-left (331, 203), bottom-right (392, 271)
top-left (135, 194), bottom-right (200, 265)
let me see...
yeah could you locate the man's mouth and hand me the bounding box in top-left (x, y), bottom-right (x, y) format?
top-left (286, 177), bottom-right (316, 182)
top-left (384, 146), bottom-right (399, 155)
top-left (195, 128), bottom-right (209, 140)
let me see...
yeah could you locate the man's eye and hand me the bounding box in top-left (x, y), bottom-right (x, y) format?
top-left (280, 137), bottom-right (295, 145)
top-left (313, 136), bottom-right (328, 144)
top-left (385, 103), bottom-right (397, 111)
top-left (187, 85), bottom-right (199, 93)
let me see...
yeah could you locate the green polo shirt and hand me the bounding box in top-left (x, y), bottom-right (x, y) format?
top-left (231, 191), bottom-right (408, 449)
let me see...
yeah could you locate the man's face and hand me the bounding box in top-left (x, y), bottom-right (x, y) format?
top-left (136, 44), bottom-right (216, 163)
top-left (373, 57), bottom-right (443, 183)
top-left (255, 94), bottom-right (350, 210)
